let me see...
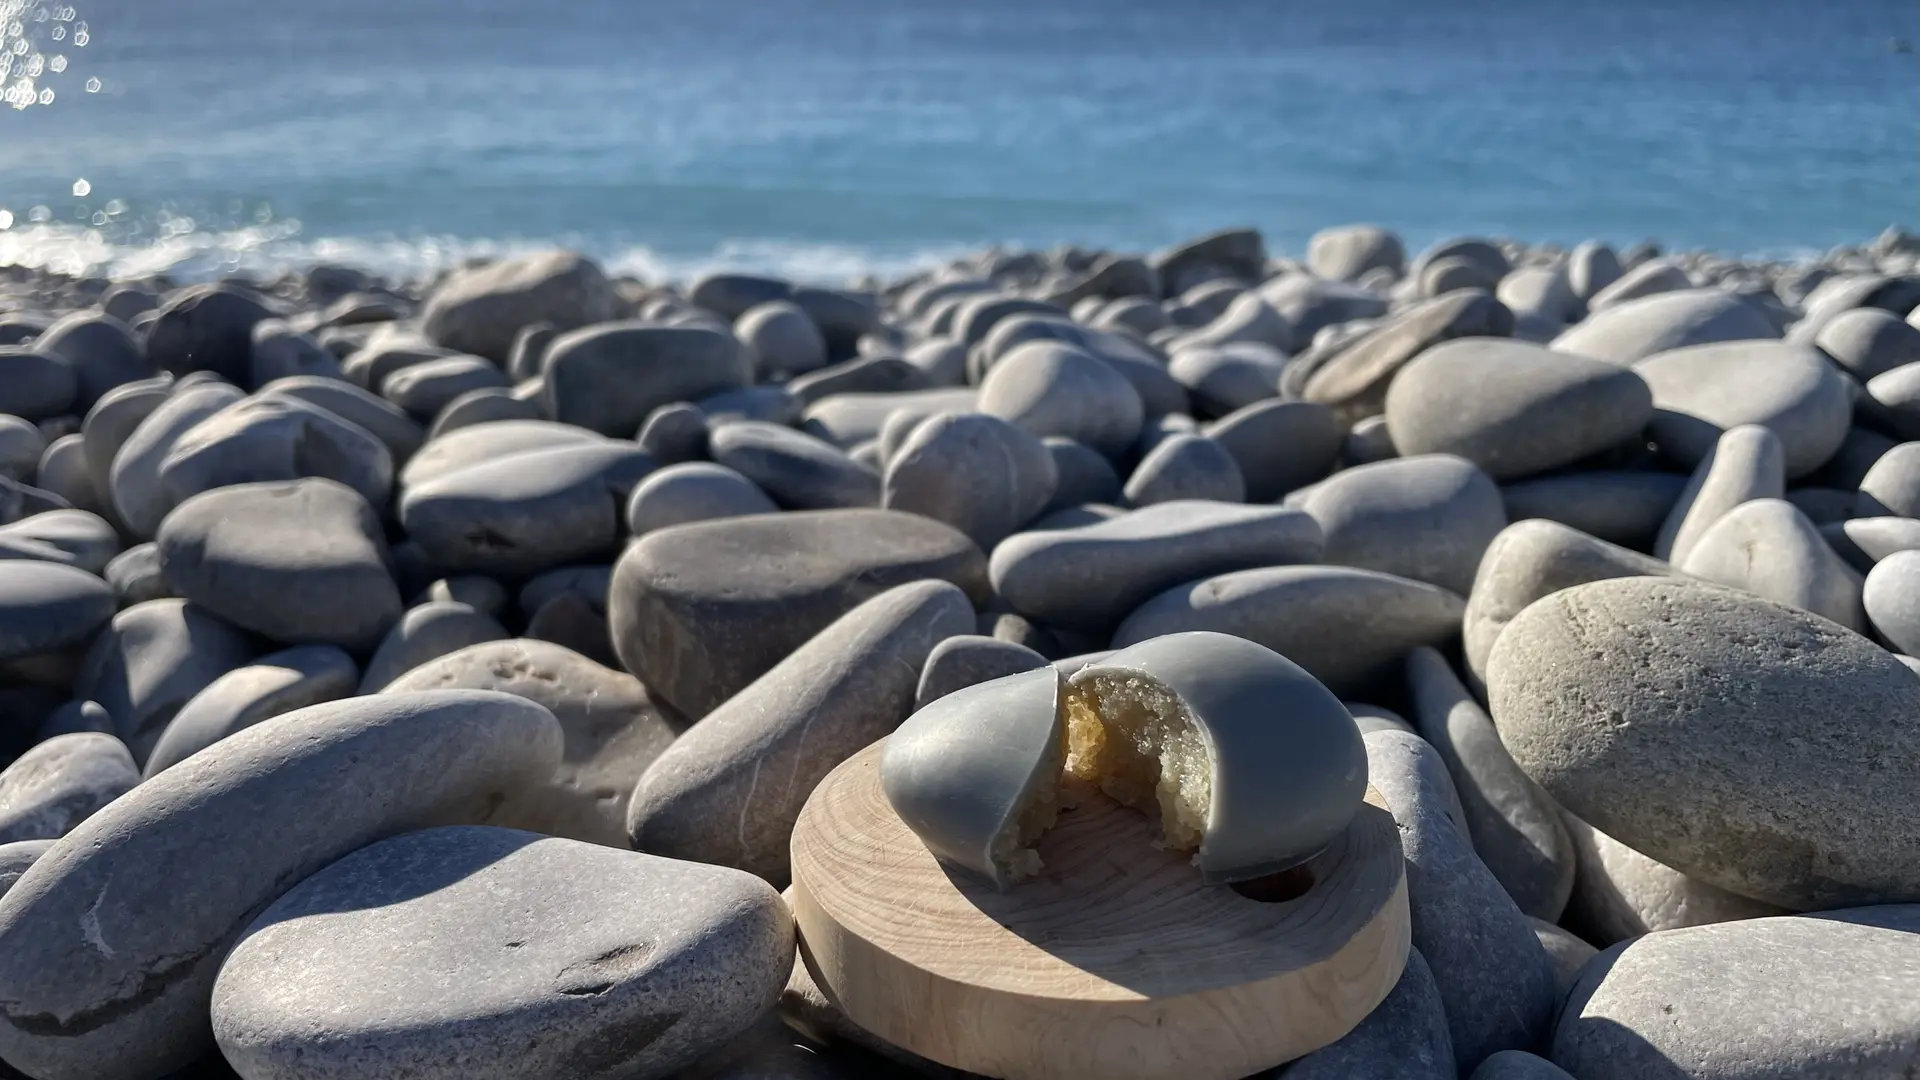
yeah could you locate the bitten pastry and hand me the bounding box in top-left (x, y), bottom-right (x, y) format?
top-left (880, 666), bottom-right (1068, 888)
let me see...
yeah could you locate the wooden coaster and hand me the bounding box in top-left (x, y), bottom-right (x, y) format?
top-left (789, 740), bottom-right (1410, 1080)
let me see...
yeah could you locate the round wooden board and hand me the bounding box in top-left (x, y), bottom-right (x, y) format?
top-left (789, 740), bottom-right (1410, 1080)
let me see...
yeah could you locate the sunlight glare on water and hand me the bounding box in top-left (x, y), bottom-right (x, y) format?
top-left (0, 0), bottom-right (85, 111)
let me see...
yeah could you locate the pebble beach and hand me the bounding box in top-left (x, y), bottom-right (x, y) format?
top-left (0, 221), bottom-right (1914, 1080)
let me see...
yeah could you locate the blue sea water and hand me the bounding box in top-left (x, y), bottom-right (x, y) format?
top-left (0, 0), bottom-right (1914, 282)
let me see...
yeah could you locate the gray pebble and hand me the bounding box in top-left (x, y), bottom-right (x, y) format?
top-left (103, 541), bottom-right (173, 606)
top-left (1306, 224), bottom-right (1406, 283)
top-left (1823, 514), bottom-right (1920, 573)
top-left (545, 323), bottom-right (753, 436)
top-left (1679, 498), bottom-right (1864, 630)
top-left (0, 839), bottom-right (53, 898)
top-left (914, 634), bottom-right (1049, 709)
top-left (1470, 1051), bottom-right (1576, 1080)
top-left (1166, 342), bottom-right (1285, 418)
top-left (1259, 274), bottom-right (1389, 352)
top-left (35, 699), bottom-right (114, 741)
top-left (505, 322), bottom-right (556, 381)
top-left (33, 434), bottom-right (103, 516)
top-left (1153, 227), bottom-right (1264, 296)
top-left (1041, 436), bottom-right (1122, 509)
top-left (0, 415), bottom-right (46, 482)
top-left (1201, 399), bottom-right (1344, 502)
top-left (1814, 305), bottom-right (1920, 381)
top-left (1864, 360), bottom-right (1920, 440)
top-left (260, 374), bottom-right (426, 465)
top-left (637, 401), bottom-right (710, 464)
top-left (142, 644), bottom-right (359, 777)
top-left (1586, 259), bottom-right (1690, 311)
top-left (737, 299), bottom-right (829, 376)
top-left (788, 355), bottom-right (929, 405)
top-left (1528, 920), bottom-right (1598, 1007)
top-left (1864, 548), bottom-right (1920, 654)
top-left (1560, 814), bottom-right (1787, 948)
top-left (0, 559), bottom-right (115, 660)
top-left (1122, 432), bottom-right (1244, 506)
top-left (1655, 423), bottom-right (1786, 563)
top-left (341, 339), bottom-right (459, 391)
top-left (1500, 470), bottom-right (1687, 551)
top-left (978, 341), bottom-right (1144, 458)
top-left (1297, 453), bottom-right (1507, 596)
top-left (0, 732), bottom-right (138, 844)
top-left (626, 462), bottom-right (778, 537)
top-left (247, 320), bottom-right (342, 388)
top-left (359, 601), bottom-right (510, 693)
top-left (1343, 414), bottom-right (1398, 466)
top-left (398, 417), bottom-right (605, 489)
top-left (75, 597), bottom-right (259, 764)
top-left (703, 384), bottom-right (806, 427)
top-left (1635, 340), bottom-right (1850, 478)
top-left (1550, 288), bottom-right (1778, 365)
top-left (145, 283), bottom-right (274, 383)
top-left (901, 337), bottom-right (968, 386)
top-left (157, 393), bottom-right (395, 513)
top-left (883, 412), bottom-right (1058, 549)
top-left (1275, 949), bottom-right (1451, 1080)
top-left (109, 380), bottom-right (246, 539)
top-left (0, 347), bottom-right (76, 421)
top-left (80, 375), bottom-right (172, 527)
top-left (420, 251), bottom-right (616, 363)
top-left (1857, 440), bottom-right (1920, 517)
top-left (422, 575), bottom-right (509, 617)
top-left (1296, 289), bottom-right (1511, 422)
top-left (1346, 702), bottom-right (1416, 736)
top-left (33, 313), bottom-right (150, 412)
top-left (711, 420), bottom-right (881, 510)
top-left (424, 385), bottom-right (541, 439)
top-left (799, 387), bottom-right (975, 448)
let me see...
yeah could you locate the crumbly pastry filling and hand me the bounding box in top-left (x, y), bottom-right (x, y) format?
top-left (1062, 674), bottom-right (1211, 853)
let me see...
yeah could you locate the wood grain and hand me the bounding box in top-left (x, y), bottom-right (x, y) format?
top-left (789, 739), bottom-right (1409, 1080)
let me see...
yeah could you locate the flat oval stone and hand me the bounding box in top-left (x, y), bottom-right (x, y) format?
top-left (380, 354), bottom-right (510, 419)
top-left (159, 478), bottom-right (404, 650)
top-left (1586, 259), bottom-right (1690, 311)
top-left (625, 462), bottom-right (777, 537)
top-left (788, 355), bottom-right (930, 405)
top-left (989, 501), bottom-right (1324, 634)
top-left (1201, 399), bottom-right (1344, 502)
top-left (213, 826), bottom-right (792, 1080)
top-left (80, 375), bottom-right (173, 526)
top-left (1863, 548), bottom-right (1920, 655)
top-left (610, 509), bottom-right (988, 719)
top-left (1487, 576), bottom-right (1920, 910)
top-left (33, 313), bottom-right (150, 412)
top-left (1656, 423), bottom-right (1786, 563)
top-left (884, 412), bottom-right (1058, 550)
top-left (1679, 498), bottom-right (1865, 629)
top-left (358, 601), bottom-right (510, 693)
top-left (75, 597), bottom-right (259, 764)
top-left (1296, 453), bottom-right (1507, 596)
top-left (0, 509), bottom-right (119, 573)
top-left (1500, 471), bottom-right (1687, 551)
top-left (0, 348), bottom-right (76, 421)
top-left (0, 559), bottom-right (115, 660)
top-left (1166, 342), bottom-right (1285, 418)
top-left (1280, 949), bottom-right (1453, 1080)
top-left (799, 387), bottom-right (976, 448)
top-left (109, 380), bottom-right (246, 539)
top-left (102, 542), bottom-right (172, 606)
top-left (420, 251), bottom-right (616, 362)
top-left (260, 374), bottom-right (426, 465)
top-left (545, 323), bottom-right (753, 436)
top-left (0, 732), bottom-right (138, 844)
top-left (1560, 815), bottom-right (1787, 947)
top-left (400, 442), bottom-right (654, 577)
top-left (1816, 306), bottom-right (1920, 381)
top-left (1385, 338), bottom-right (1655, 481)
top-left (978, 341), bottom-right (1145, 459)
top-left (630, 580), bottom-right (974, 883)
top-left (425, 385), bottom-right (542, 438)
top-left (1123, 432), bottom-right (1244, 506)
top-left (1113, 564), bottom-right (1465, 696)
top-left (1299, 290), bottom-right (1512, 422)
top-left (1551, 907), bottom-right (1920, 1080)
top-left (1550, 289), bottom-right (1778, 365)
top-left (141, 644), bottom-right (359, 777)
top-left (248, 320), bottom-right (342, 388)
top-left (0, 690), bottom-right (563, 1080)
top-left (398, 417), bottom-right (606, 490)
top-left (737, 299), bottom-right (829, 376)
top-left (710, 420), bottom-right (880, 510)
top-left (1633, 340), bottom-right (1850, 477)
top-left (157, 393), bottom-right (395, 513)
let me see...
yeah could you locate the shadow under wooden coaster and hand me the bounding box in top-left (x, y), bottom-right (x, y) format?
top-left (788, 740), bottom-right (1410, 1080)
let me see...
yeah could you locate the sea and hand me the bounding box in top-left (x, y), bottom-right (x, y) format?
top-left (0, 0), bottom-right (1915, 285)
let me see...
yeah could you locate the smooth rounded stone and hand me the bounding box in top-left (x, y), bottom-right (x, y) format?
top-left (259, 374), bottom-right (426, 464)
top-left (522, 589), bottom-right (615, 667)
top-left (1656, 423), bottom-right (1787, 563)
top-left (401, 442), bottom-right (654, 577)
top-left (876, 406), bottom-right (939, 465)
top-left (1407, 647), bottom-right (1573, 922)
top-left (0, 312), bottom-right (51, 347)
top-left (611, 509), bottom-right (987, 719)
top-left (798, 387), bottom-right (975, 448)
top-left (977, 341), bottom-right (1145, 459)
top-left (214, 826), bottom-right (789, 1080)
top-left (518, 564), bottom-right (613, 618)
top-left (1341, 414), bottom-right (1397, 467)
top-left (0, 476), bottom-right (71, 527)
top-left (1090, 295), bottom-right (1171, 337)
top-left (384, 639), bottom-right (682, 846)
top-left (0, 559), bottom-right (116, 660)
top-left (0, 839), bottom-right (53, 898)
top-left (421, 251), bottom-right (617, 363)
top-left (0, 732), bottom-right (138, 844)
top-left (949, 294), bottom-right (1064, 348)
top-left (340, 339), bottom-right (459, 392)
top-left (0, 509), bottom-right (118, 574)
top-left (35, 434), bottom-right (103, 516)
top-left (1258, 274), bottom-right (1390, 352)
top-left (1305, 224), bottom-right (1406, 283)
top-left (1634, 340), bottom-right (1850, 478)
top-left (505, 321), bottom-right (557, 381)
top-left (701, 385), bottom-right (802, 427)
top-left (1815, 305), bottom-right (1920, 382)
top-left (1170, 291), bottom-right (1291, 353)
top-left (914, 634), bottom-right (1049, 710)
top-left (0, 691), bottom-right (562, 1080)
top-left (630, 580), bottom-right (974, 883)
top-left (1497, 266), bottom-right (1581, 324)
top-left (424, 385), bottom-right (541, 439)
top-left (246, 320), bottom-right (341, 389)
top-left (1040, 436), bottom-right (1123, 510)
top-left (788, 356), bottom-right (929, 407)
top-left (398, 417), bottom-right (606, 490)
top-left (159, 478), bottom-right (403, 650)
top-left (1362, 728), bottom-right (1557, 1070)
top-left (1678, 498), bottom-right (1865, 630)
top-left (625, 462), bottom-right (777, 537)
top-left (0, 415), bottom-right (46, 483)
top-left (1420, 254), bottom-right (1501, 298)
top-left (1152, 227), bottom-right (1265, 296)
top-left (109, 380), bottom-right (246, 539)
top-left (141, 645), bottom-right (359, 777)
top-left (103, 542), bottom-right (173, 605)
top-left (1863, 548), bottom-right (1920, 655)
top-left (421, 575), bottom-right (509, 617)
top-left (1385, 338), bottom-right (1654, 481)
top-left (1114, 564), bottom-right (1465, 697)
top-left (737, 299), bottom-right (828, 376)
top-left (1824, 515), bottom-right (1920, 574)
top-left (1166, 342), bottom-right (1285, 418)
top-left (1296, 453), bottom-right (1506, 596)
top-left (1561, 814), bottom-right (1788, 947)
top-left (1121, 432), bottom-right (1244, 506)
top-left (1528, 920), bottom-right (1599, 1006)
top-left (1464, 519), bottom-right (1679, 687)
top-left (690, 272), bottom-right (793, 320)
top-left (1857, 439), bottom-right (1920, 518)
top-left (0, 348), bottom-right (76, 421)
top-left (33, 313), bottom-right (150, 411)
top-left (1297, 290), bottom-right (1513, 422)
top-left (1470, 1051), bottom-right (1577, 1080)
top-left (1807, 424), bottom-right (1895, 492)
top-left (1413, 237), bottom-right (1510, 284)
top-left (80, 375), bottom-right (172, 522)
top-left (1500, 470), bottom-right (1687, 550)
top-left (1549, 288), bottom-right (1779, 366)
top-left (1275, 949), bottom-right (1452, 1080)
top-left (1346, 702), bottom-right (1415, 736)
top-left (378, 354), bottom-right (511, 420)
top-left (989, 500), bottom-right (1324, 633)
top-left (1551, 906), bottom-right (1920, 1080)
top-left (883, 413), bottom-right (1057, 549)
top-left (1586, 258), bottom-right (1691, 311)
top-left (157, 393), bottom-right (395, 514)
top-left (146, 283), bottom-right (275, 383)
top-left (358, 601), bottom-right (510, 693)
top-left (1200, 399), bottom-right (1343, 503)
top-left (75, 598), bottom-right (259, 762)
top-left (1488, 576), bottom-right (1920, 910)
top-left (1865, 360), bottom-right (1920, 441)
top-left (636, 401), bottom-right (710, 464)
top-left (1128, 411), bottom-right (1200, 461)
top-left (902, 337), bottom-right (968, 386)
top-left (545, 323), bottom-right (753, 436)
top-left (709, 421), bottom-right (880, 511)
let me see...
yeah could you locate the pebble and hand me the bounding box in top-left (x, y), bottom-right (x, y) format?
top-left (1857, 439), bottom-right (1920, 517)
top-left (1679, 497), bottom-right (1866, 629)
top-left (1259, 274), bottom-right (1389, 352)
top-left (156, 393), bottom-right (395, 512)
top-left (260, 373), bottom-right (426, 464)
top-left (1165, 342), bottom-right (1284, 418)
top-left (1560, 814), bottom-right (1788, 947)
top-left (397, 417), bottom-right (604, 488)
top-left (0, 508), bottom-right (120, 573)
top-left (1122, 432), bottom-right (1245, 506)
top-left (902, 337), bottom-right (968, 385)
top-left (1362, 728), bottom-right (1558, 1071)
top-left (425, 385), bottom-right (543, 438)
top-left (990, 500), bottom-right (1324, 634)
top-left (109, 380), bottom-right (246, 539)
top-left (1113, 564), bottom-right (1466, 696)
top-left (1496, 266), bottom-right (1581, 324)
top-left (1655, 422), bottom-right (1786, 563)
top-left (213, 826), bottom-right (792, 1080)
top-left (0, 416), bottom-right (45, 483)
top-left (737, 299), bottom-right (829, 376)
top-left (1550, 288), bottom-right (1779, 365)
top-left (248, 319), bottom-right (342, 387)
top-left (0, 732), bottom-right (139, 844)
top-left (1551, 906), bottom-right (1920, 1080)
top-left (1342, 414), bottom-right (1398, 465)
top-left (630, 580), bottom-right (973, 883)
top-left (1295, 453), bottom-right (1507, 596)
top-left (1385, 338), bottom-right (1654, 480)
top-left (145, 283), bottom-right (275, 383)
top-left (1297, 289), bottom-right (1513, 421)
top-left (1488, 576), bottom-right (1920, 910)
top-left (625, 461), bottom-right (778, 537)
top-left (1529, 920), bottom-right (1599, 1005)
top-left (1201, 399), bottom-right (1344, 502)
top-left (0, 839), bottom-right (53, 898)
top-left (799, 387), bottom-right (975, 447)
top-left (788, 355), bottom-right (929, 405)
top-left (914, 633), bottom-right (1049, 709)
top-left (710, 420), bottom-right (881, 510)
top-left (33, 433), bottom-right (101, 516)
top-left (1470, 1051), bottom-right (1577, 1080)
top-left (158, 478), bottom-right (404, 650)
top-left (1153, 227), bottom-right (1265, 295)
top-left (80, 375), bottom-right (172, 523)
top-left (342, 339), bottom-right (460, 390)
top-left (977, 341), bottom-right (1145, 458)
top-left (1407, 646), bottom-right (1574, 922)
top-left (103, 541), bottom-right (173, 606)
top-left (0, 347), bottom-right (77, 421)
top-left (1863, 548), bottom-right (1920, 654)
top-left (1865, 360), bottom-right (1920, 439)
top-left (1500, 470), bottom-right (1687, 551)
top-left (75, 597), bottom-right (260, 764)
top-left (610, 508), bottom-right (987, 718)
top-left (1275, 949), bottom-right (1452, 1080)
top-left (636, 401), bottom-right (710, 463)
top-left (1815, 305), bottom-right (1920, 381)
top-left (0, 558), bottom-right (116, 660)
top-left (379, 354), bottom-right (511, 419)
top-left (0, 691), bottom-right (562, 1080)
top-left (883, 412), bottom-right (1058, 549)
top-left (1305, 224), bottom-right (1406, 283)
top-left (1586, 258), bottom-right (1691, 310)
top-left (384, 638), bottom-right (682, 847)
top-left (420, 251), bottom-right (617, 362)
top-left (142, 644), bottom-right (360, 777)
top-left (32, 313), bottom-right (150, 412)
top-left (1634, 340), bottom-right (1851, 477)
top-left (545, 323), bottom-right (754, 436)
